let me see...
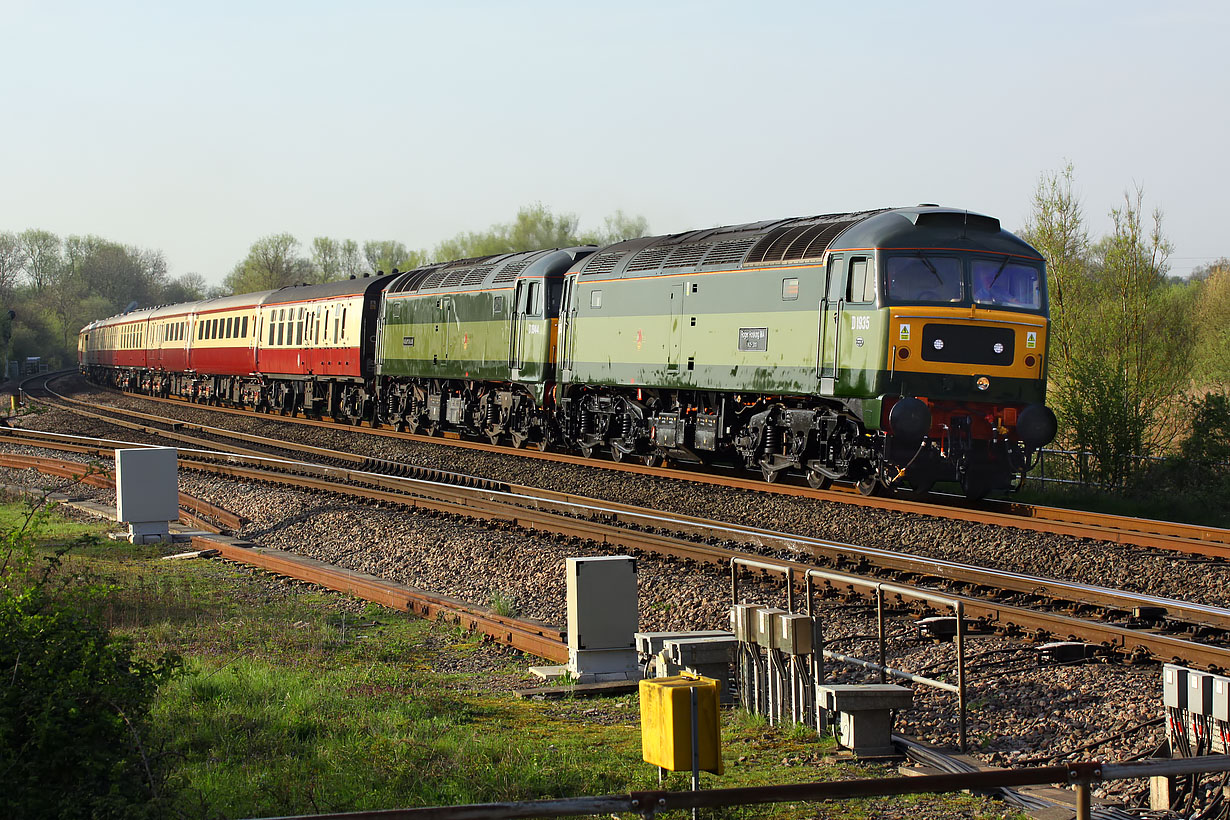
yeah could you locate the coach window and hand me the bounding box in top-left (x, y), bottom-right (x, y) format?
top-left (241, 316), bottom-right (248, 338)
top-left (782, 278), bottom-right (799, 301)
top-left (340, 307), bottom-right (347, 342)
top-left (323, 310), bottom-right (330, 343)
top-left (268, 314), bottom-right (276, 345)
top-left (276, 310), bottom-right (284, 345)
top-left (590, 289), bottom-right (602, 309)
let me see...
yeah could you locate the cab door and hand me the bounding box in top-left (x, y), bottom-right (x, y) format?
top-left (818, 254), bottom-right (844, 395)
top-left (557, 274), bottom-right (578, 381)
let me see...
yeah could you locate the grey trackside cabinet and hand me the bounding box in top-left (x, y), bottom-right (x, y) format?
top-left (115, 447), bottom-right (178, 544)
top-left (565, 556), bottom-right (640, 680)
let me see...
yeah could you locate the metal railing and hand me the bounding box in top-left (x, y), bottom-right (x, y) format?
top-left (247, 755), bottom-right (1230, 820)
top-left (730, 556), bottom-right (971, 751)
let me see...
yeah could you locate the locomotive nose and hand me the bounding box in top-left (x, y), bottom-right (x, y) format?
top-left (1017, 403), bottom-right (1057, 448)
top-left (889, 397), bottom-right (931, 442)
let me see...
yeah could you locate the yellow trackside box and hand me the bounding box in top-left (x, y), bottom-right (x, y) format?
top-left (639, 674), bottom-right (723, 774)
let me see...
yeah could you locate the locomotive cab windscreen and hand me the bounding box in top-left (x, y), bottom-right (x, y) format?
top-left (884, 253), bottom-right (1045, 311)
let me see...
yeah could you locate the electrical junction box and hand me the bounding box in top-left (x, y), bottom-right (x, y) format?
top-left (566, 556), bottom-right (637, 651)
top-left (1213, 676), bottom-right (1230, 722)
top-left (639, 674), bottom-right (723, 774)
top-left (114, 447), bottom-right (178, 543)
top-left (755, 607), bottom-right (787, 648)
top-left (1163, 664), bottom-right (1189, 710)
top-left (774, 613), bottom-right (814, 655)
top-left (729, 604), bottom-right (762, 644)
top-left (1189, 671), bottom-right (1214, 716)
top-left (564, 556), bottom-right (639, 680)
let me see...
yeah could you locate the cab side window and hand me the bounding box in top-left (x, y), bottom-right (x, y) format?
top-left (826, 256), bottom-right (845, 301)
top-left (846, 257), bottom-right (876, 304)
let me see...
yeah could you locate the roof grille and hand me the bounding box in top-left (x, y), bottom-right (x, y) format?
top-left (745, 217), bottom-right (859, 265)
top-left (492, 259), bottom-right (530, 283)
top-left (419, 269), bottom-right (451, 289)
top-left (580, 250), bottom-right (625, 276)
top-left (461, 263), bottom-right (495, 286)
top-left (625, 245), bottom-right (671, 272)
top-left (700, 237), bottom-right (757, 266)
top-left (663, 243), bottom-right (710, 268)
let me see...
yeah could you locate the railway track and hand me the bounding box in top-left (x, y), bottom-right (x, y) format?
top-left (27, 371), bottom-right (1230, 558)
top-left (6, 421), bottom-right (1230, 674)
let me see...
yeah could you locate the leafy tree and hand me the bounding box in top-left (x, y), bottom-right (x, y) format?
top-left (223, 233), bottom-right (315, 294)
top-left (1025, 170), bottom-right (1191, 488)
top-left (433, 203), bottom-right (649, 261)
top-left (1020, 162), bottom-right (1089, 372)
top-left (363, 239), bottom-right (425, 276)
top-left (1193, 258), bottom-right (1230, 385)
top-left (579, 209), bottom-right (650, 246)
top-left (159, 272), bottom-right (208, 304)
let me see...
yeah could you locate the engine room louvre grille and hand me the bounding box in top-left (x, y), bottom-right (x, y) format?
top-left (461, 263), bottom-right (495, 286)
top-left (663, 243), bottom-right (710, 268)
top-left (700, 238), bottom-right (757, 266)
top-left (580, 250), bottom-right (625, 275)
top-left (625, 245), bottom-right (671, 272)
top-left (420, 269), bottom-right (451, 289)
top-left (790, 221), bottom-right (856, 260)
top-left (491, 260), bottom-right (530, 283)
top-left (441, 268), bottom-right (470, 287)
top-left (744, 226), bottom-right (795, 265)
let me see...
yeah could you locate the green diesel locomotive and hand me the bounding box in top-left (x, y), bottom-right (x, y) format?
top-left (373, 205), bottom-right (1057, 497)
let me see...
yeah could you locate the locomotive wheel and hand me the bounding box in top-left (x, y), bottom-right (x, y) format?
top-left (578, 443), bottom-right (595, 459)
top-left (760, 464), bottom-right (779, 484)
top-left (534, 438), bottom-right (550, 453)
top-left (855, 475), bottom-right (881, 496)
top-left (901, 470), bottom-right (937, 499)
top-left (643, 452), bottom-right (661, 467)
top-left (610, 446), bottom-right (627, 464)
top-left (806, 470), bottom-right (832, 490)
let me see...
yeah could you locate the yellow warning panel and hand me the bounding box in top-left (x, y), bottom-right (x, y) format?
top-left (639, 674), bottom-right (723, 774)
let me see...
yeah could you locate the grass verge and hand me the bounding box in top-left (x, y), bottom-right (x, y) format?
top-left (13, 497), bottom-right (1025, 819)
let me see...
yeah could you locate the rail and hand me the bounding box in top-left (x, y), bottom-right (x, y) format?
top-left (246, 755), bottom-right (1230, 820)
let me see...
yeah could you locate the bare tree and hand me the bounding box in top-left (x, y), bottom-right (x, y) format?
top-left (18, 229), bottom-right (62, 293)
top-left (0, 231), bottom-right (27, 300)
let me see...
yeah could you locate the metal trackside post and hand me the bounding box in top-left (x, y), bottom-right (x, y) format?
top-left (690, 687), bottom-right (699, 820)
top-left (957, 600), bottom-right (967, 753)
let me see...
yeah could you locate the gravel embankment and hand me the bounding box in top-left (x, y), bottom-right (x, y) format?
top-left (5, 379), bottom-right (1216, 807)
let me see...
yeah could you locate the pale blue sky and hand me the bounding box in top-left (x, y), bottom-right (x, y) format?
top-left (3, 1), bottom-right (1227, 283)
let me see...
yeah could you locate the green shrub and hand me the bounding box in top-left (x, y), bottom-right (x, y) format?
top-left (0, 499), bottom-right (182, 820)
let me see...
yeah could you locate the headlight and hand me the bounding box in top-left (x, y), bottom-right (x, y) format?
top-left (976, 376), bottom-right (990, 391)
